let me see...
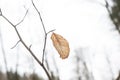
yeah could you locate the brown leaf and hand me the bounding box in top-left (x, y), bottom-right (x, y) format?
top-left (51, 32), bottom-right (70, 59)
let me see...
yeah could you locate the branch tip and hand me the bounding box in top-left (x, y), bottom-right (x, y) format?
top-left (29, 44), bottom-right (32, 50)
top-left (11, 40), bottom-right (21, 49)
top-left (15, 9), bottom-right (28, 26)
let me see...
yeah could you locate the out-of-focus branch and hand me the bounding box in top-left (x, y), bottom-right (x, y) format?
top-left (94, 0), bottom-right (120, 33)
top-left (94, 0), bottom-right (120, 79)
top-left (0, 8), bottom-right (2, 16)
top-left (0, 8), bottom-right (52, 80)
top-left (74, 48), bottom-right (94, 80)
top-left (45, 50), bottom-right (60, 80)
top-left (116, 71), bottom-right (120, 80)
top-left (104, 0), bottom-right (120, 33)
top-left (15, 45), bottom-right (20, 80)
top-left (104, 53), bottom-right (114, 80)
top-left (52, 55), bottom-right (60, 80)
top-left (0, 27), bottom-right (8, 80)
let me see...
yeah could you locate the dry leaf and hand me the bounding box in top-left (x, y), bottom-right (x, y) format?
top-left (51, 32), bottom-right (70, 59)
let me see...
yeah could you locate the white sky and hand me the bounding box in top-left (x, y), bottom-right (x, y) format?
top-left (0, 0), bottom-right (120, 80)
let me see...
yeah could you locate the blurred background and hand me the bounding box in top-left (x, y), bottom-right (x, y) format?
top-left (0, 0), bottom-right (120, 80)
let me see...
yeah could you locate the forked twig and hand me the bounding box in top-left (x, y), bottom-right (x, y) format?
top-left (31, 0), bottom-right (55, 65)
top-left (31, 1), bottom-right (56, 79)
top-left (31, 0), bottom-right (55, 64)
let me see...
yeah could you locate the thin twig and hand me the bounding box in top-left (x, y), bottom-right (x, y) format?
top-left (15, 9), bottom-right (28, 26)
top-left (42, 33), bottom-right (47, 64)
top-left (42, 29), bottom-right (55, 65)
top-left (31, 1), bottom-right (55, 79)
top-left (31, 0), bottom-right (55, 65)
top-left (31, 0), bottom-right (56, 66)
top-left (31, 0), bottom-right (47, 65)
top-left (29, 44), bottom-right (32, 50)
top-left (11, 40), bottom-right (20, 49)
top-left (31, 0), bottom-right (46, 34)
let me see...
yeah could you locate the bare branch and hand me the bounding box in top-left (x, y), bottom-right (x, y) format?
top-left (11, 40), bottom-right (21, 49)
top-left (1, 8), bottom-right (52, 80)
top-left (31, 0), bottom-right (56, 66)
top-left (2, 12), bottom-right (43, 76)
top-left (31, 0), bottom-right (47, 64)
top-left (31, 1), bottom-right (53, 79)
